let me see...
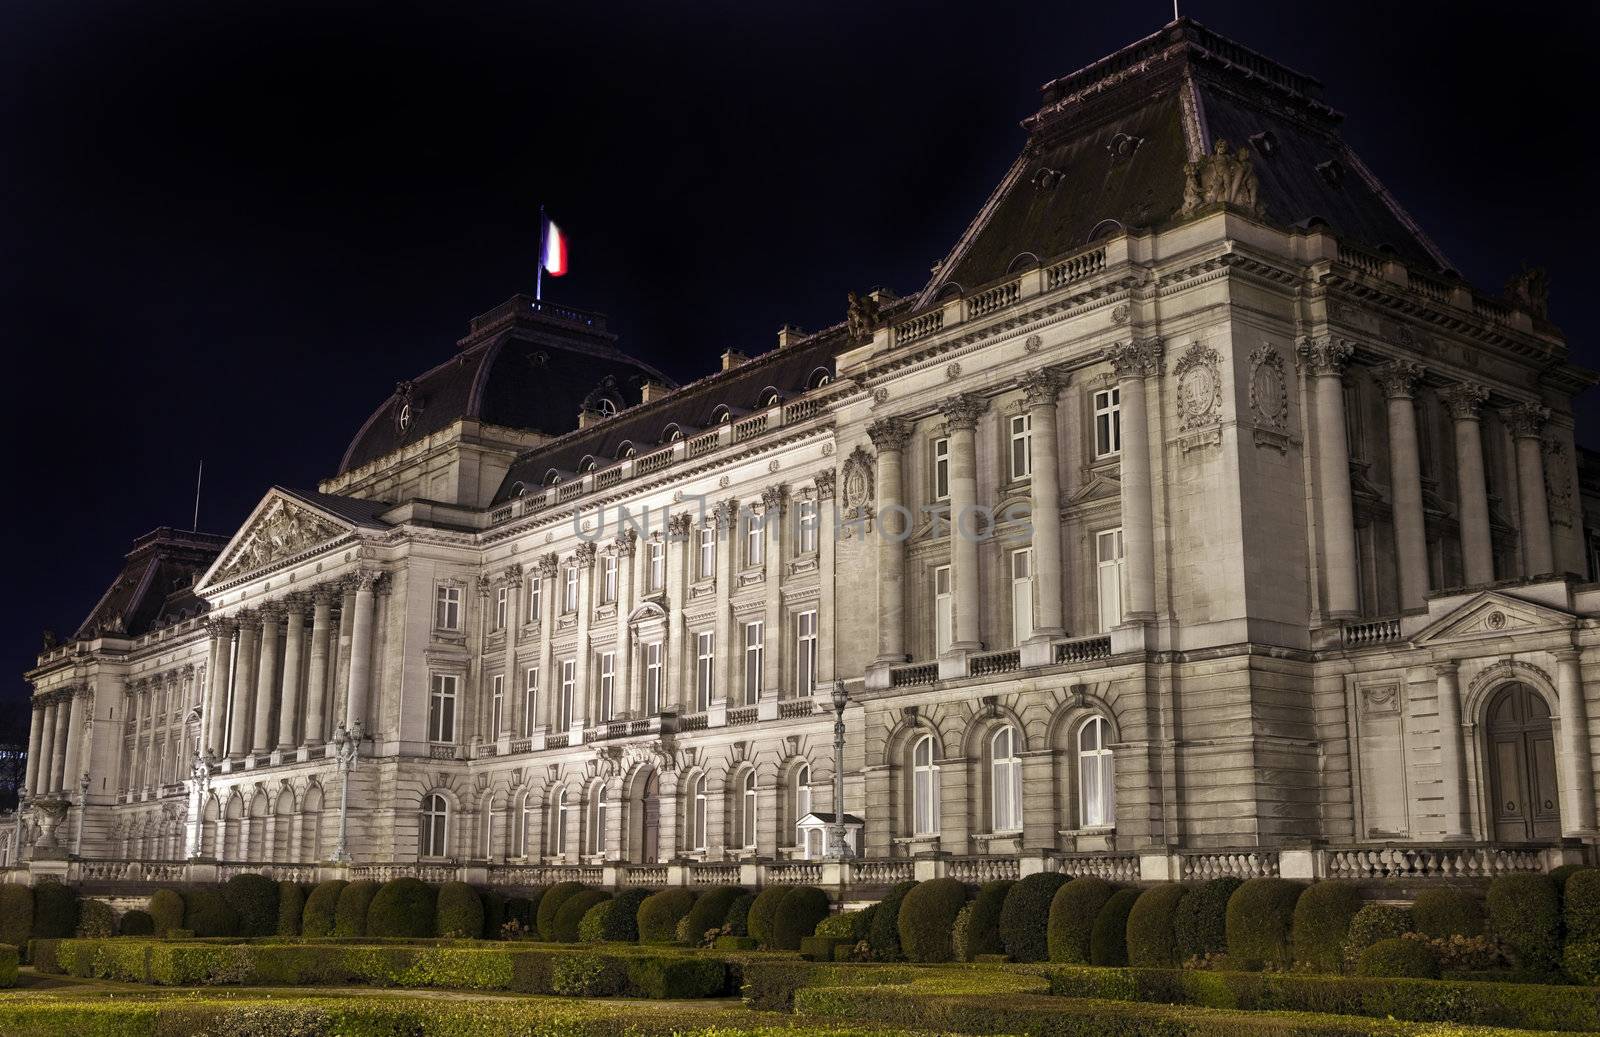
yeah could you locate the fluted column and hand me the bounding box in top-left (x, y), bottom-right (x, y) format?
top-left (303, 590), bottom-right (333, 746)
top-left (24, 702), bottom-right (45, 795)
top-left (1021, 369), bottom-right (1065, 637)
top-left (48, 694), bottom-right (69, 793)
top-left (1556, 648), bottom-right (1596, 835)
top-left (943, 393), bottom-right (988, 651)
top-left (62, 688), bottom-right (86, 792)
top-left (816, 470), bottom-right (838, 685)
top-left (1434, 661), bottom-right (1469, 839)
top-left (230, 615), bottom-right (259, 757)
top-left (36, 699), bottom-right (59, 794)
top-left (208, 620), bottom-right (235, 755)
top-left (278, 603), bottom-right (305, 749)
top-left (345, 571), bottom-right (380, 730)
top-left (536, 554), bottom-right (558, 728)
top-left (1377, 360), bottom-right (1429, 611)
top-left (1443, 382), bottom-right (1493, 585)
top-left (1109, 339), bottom-right (1166, 621)
top-left (1300, 337), bottom-right (1358, 618)
top-left (868, 417), bottom-right (913, 663)
top-left (1506, 403), bottom-right (1554, 577)
top-left (761, 485), bottom-right (786, 696)
top-left (252, 605), bottom-right (282, 754)
top-left (612, 538), bottom-right (635, 717)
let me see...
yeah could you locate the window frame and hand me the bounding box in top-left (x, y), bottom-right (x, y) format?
top-left (598, 651), bottom-right (616, 721)
top-left (558, 659), bottom-right (576, 730)
top-left (1009, 412), bottom-right (1033, 481)
top-left (1078, 716), bottom-right (1116, 829)
top-left (934, 565), bottom-right (953, 656)
top-left (744, 511), bottom-right (765, 568)
top-left (932, 436), bottom-right (951, 501)
top-left (494, 585), bottom-right (509, 631)
top-left (600, 553), bottom-right (618, 604)
top-left (1096, 528), bottom-right (1126, 634)
top-left (434, 585), bottom-right (462, 632)
top-left (990, 724), bottom-right (1023, 833)
top-left (1093, 386), bottom-right (1121, 459)
top-left (648, 539), bottom-right (665, 592)
top-left (742, 620), bottom-right (763, 705)
top-left (795, 609), bottom-right (818, 698)
top-left (795, 499), bottom-right (819, 555)
top-left (562, 563), bottom-right (579, 613)
top-left (1010, 547), bottom-right (1034, 646)
top-left (420, 793), bottom-right (449, 858)
top-left (522, 667), bottom-right (539, 738)
top-left (527, 575), bottom-right (542, 625)
top-left (694, 631), bottom-right (715, 712)
top-left (741, 770), bottom-right (758, 850)
top-left (697, 524), bottom-right (716, 580)
top-left (428, 673), bottom-right (458, 743)
top-left (490, 673), bottom-right (504, 736)
top-left (644, 640), bottom-right (664, 715)
top-left (691, 773), bottom-right (708, 851)
top-left (912, 733), bottom-right (940, 836)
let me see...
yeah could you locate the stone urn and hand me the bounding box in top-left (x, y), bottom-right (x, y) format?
top-left (31, 799), bottom-right (71, 851)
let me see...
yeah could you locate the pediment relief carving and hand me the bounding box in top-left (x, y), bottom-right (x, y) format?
top-left (212, 495), bottom-right (348, 584)
top-left (1066, 468), bottom-right (1120, 507)
top-left (1412, 592), bottom-right (1575, 646)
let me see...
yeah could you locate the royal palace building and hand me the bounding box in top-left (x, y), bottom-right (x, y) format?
top-left (9, 18), bottom-right (1600, 892)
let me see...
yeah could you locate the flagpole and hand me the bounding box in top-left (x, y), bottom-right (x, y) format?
top-left (536, 204), bottom-right (545, 303)
top-left (192, 459), bottom-right (204, 531)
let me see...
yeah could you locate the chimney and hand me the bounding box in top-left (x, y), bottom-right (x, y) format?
top-left (777, 323), bottom-right (807, 349)
top-left (721, 349), bottom-right (749, 371)
top-left (577, 406), bottom-right (604, 429)
top-left (640, 379), bottom-right (669, 404)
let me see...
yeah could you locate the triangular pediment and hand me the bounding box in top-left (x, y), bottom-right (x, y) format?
top-left (1411, 590), bottom-right (1575, 646)
top-left (200, 490), bottom-right (355, 589)
top-left (1067, 467), bottom-right (1121, 508)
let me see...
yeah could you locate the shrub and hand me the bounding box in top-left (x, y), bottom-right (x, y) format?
top-left (771, 886), bottom-right (831, 951)
top-left (301, 880), bottom-right (347, 938)
top-left (32, 882), bottom-right (79, 939)
top-left (1355, 936), bottom-right (1440, 979)
top-left (436, 882), bottom-right (485, 939)
top-left (1126, 884), bottom-right (1188, 968)
top-left (479, 889), bottom-right (507, 940)
top-left (638, 888), bottom-right (697, 944)
top-left (1172, 876), bottom-right (1240, 964)
top-left (578, 901), bottom-right (610, 943)
top-left (220, 874), bottom-right (279, 937)
top-left (723, 891), bottom-right (755, 937)
top-left (1224, 877), bottom-right (1304, 970)
top-left (714, 934), bottom-right (758, 950)
top-left (1047, 876), bottom-right (1113, 964)
top-left (625, 956), bottom-right (727, 999)
top-left (1549, 863), bottom-right (1593, 893)
top-left (73, 899), bottom-right (115, 938)
top-left (747, 887), bottom-right (790, 948)
top-left (950, 902), bottom-right (975, 962)
top-left (896, 878), bottom-right (967, 963)
top-left (0, 886), bottom-right (32, 953)
top-left (958, 880), bottom-right (1011, 961)
top-left (1090, 887), bottom-right (1141, 966)
top-left (537, 882), bottom-right (589, 941)
top-left (552, 890), bottom-right (610, 943)
top-left (1564, 938), bottom-right (1600, 985)
top-left (1344, 903), bottom-right (1412, 964)
top-left (1411, 887), bottom-right (1484, 939)
top-left (999, 873), bottom-right (1068, 963)
top-left (815, 908), bottom-right (872, 940)
top-left (867, 880), bottom-right (917, 960)
top-left (1291, 880), bottom-right (1363, 973)
top-left (799, 935), bottom-right (848, 961)
top-left (0, 943), bottom-right (15, 988)
top-left (682, 886), bottom-right (746, 945)
top-left (182, 889), bottom-right (239, 937)
top-left (1563, 868), bottom-right (1600, 944)
top-left (597, 887), bottom-right (652, 943)
top-left (366, 878), bottom-right (438, 939)
top-left (276, 882), bottom-right (305, 937)
top-left (118, 909), bottom-right (155, 936)
top-left (1487, 873), bottom-right (1560, 971)
top-left (333, 880), bottom-right (379, 937)
top-left (549, 952), bottom-right (627, 996)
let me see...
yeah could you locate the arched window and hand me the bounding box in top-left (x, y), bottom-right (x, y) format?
top-left (991, 725), bottom-right (1023, 832)
top-left (552, 788), bottom-right (570, 856)
top-left (741, 771), bottom-right (758, 850)
top-left (912, 734), bottom-right (939, 836)
top-left (759, 390), bottom-right (780, 408)
top-left (580, 457), bottom-right (597, 473)
top-left (588, 786), bottom-right (608, 855)
top-left (691, 773), bottom-right (708, 851)
top-left (598, 398), bottom-right (618, 417)
top-left (1078, 717), bottom-right (1115, 828)
top-left (807, 367), bottom-right (832, 390)
top-left (795, 763), bottom-right (811, 827)
top-left (717, 410), bottom-right (733, 424)
top-left (420, 793), bottom-right (449, 857)
top-left (544, 470), bottom-right (563, 486)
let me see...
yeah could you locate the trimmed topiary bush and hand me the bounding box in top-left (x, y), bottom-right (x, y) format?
top-left (552, 890), bottom-right (610, 943)
top-left (1486, 873), bottom-right (1560, 972)
top-left (682, 886), bottom-right (746, 945)
top-left (1549, 863), bottom-right (1593, 894)
top-left (1356, 936), bottom-right (1440, 979)
top-left (182, 889), bottom-right (239, 937)
top-left (771, 886), bottom-right (830, 951)
top-left (747, 887), bottom-right (790, 948)
top-left (897, 877), bottom-right (968, 963)
top-left (723, 891), bottom-right (755, 937)
top-left (480, 889), bottom-right (507, 940)
top-left (1090, 887), bottom-right (1141, 966)
top-left (0, 944), bottom-right (15, 988)
top-left (1173, 876), bottom-right (1240, 965)
top-left (1048, 877), bottom-right (1113, 964)
top-left (367, 878), bottom-right (439, 939)
top-left (276, 881), bottom-right (305, 937)
top-left (1564, 938), bottom-right (1600, 985)
top-left (333, 880), bottom-right (379, 937)
top-left (950, 902), bottom-right (975, 962)
top-left (999, 872), bottom-right (1068, 963)
top-left (1563, 868), bottom-right (1600, 945)
top-left (1411, 887), bottom-right (1484, 939)
top-left (1291, 880), bottom-right (1364, 973)
top-left (149, 888), bottom-right (184, 936)
top-left (437, 882), bottom-right (486, 939)
top-left (957, 880), bottom-right (1012, 961)
top-left (221, 874), bottom-right (279, 937)
top-left (0, 886), bottom-right (33, 953)
top-left (867, 881), bottom-right (917, 960)
top-left (73, 899), bottom-right (115, 938)
top-left (32, 883), bottom-right (78, 939)
top-left (598, 887), bottom-right (652, 943)
top-left (1344, 903), bottom-right (1412, 963)
top-left (537, 882), bottom-right (589, 941)
top-left (1224, 878), bottom-right (1305, 971)
top-left (578, 900), bottom-right (612, 943)
top-left (301, 880), bottom-right (347, 938)
top-left (1126, 883), bottom-right (1188, 968)
top-left (117, 909), bottom-right (155, 936)
top-left (638, 888), bottom-right (697, 944)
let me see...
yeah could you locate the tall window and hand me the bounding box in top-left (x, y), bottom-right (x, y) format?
top-left (435, 585), bottom-right (462, 631)
top-left (1079, 716), bottom-right (1115, 828)
top-left (494, 586), bottom-right (509, 631)
top-left (648, 539), bottom-right (665, 591)
top-left (516, 790), bottom-right (534, 856)
top-left (588, 786), bottom-right (607, 855)
top-left (1094, 387), bottom-right (1121, 458)
top-left (428, 674), bottom-right (457, 743)
top-left (523, 668), bottom-right (538, 737)
top-left (644, 641), bottom-right (664, 714)
top-left (1009, 413), bottom-right (1032, 480)
top-left (490, 673), bottom-right (504, 736)
top-left (912, 734), bottom-right (939, 836)
top-left (1011, 548), bottom-right (1034, 646)
top-left (691, 773), bottom-right (708, 850)
top-left (745, 512), bottom-right (765, 567)
top-left (796, 499), bottom-right (818, 554)
top-left (420, 793), bottom-right (448, 857)
top-left (598, 652), bottom-right (616, 721)
top-left (741, 771), bottom-right (757, 849)
top-left (601, 553), bottom-right (618, 604)
top-left (563, 563), bottom-right (579, 612)
top-left (527, 575), bottom-right (542, 624)
top-left (553, 789), bottom-right (569, 855)
top-left (558, 660), bottom-right (576, 730)
top-left (934, 566), bottom-right (952, 656)
top-left (695, 632), bottom-right (715, 711)
top-left (1096, 528), bottom-right (1126, 633)
top-left (743, 621), bottom-right (763, 705)
top-left (933, 437), bottom-right (950, 500)
top-left (795, 763), bottom-right (811, 826)
top-left (697, 525), bottom-right (716, 580)
top-left (795, 610), bottom-right (818, 697)
top-left (991, 725), bottom-right (1023, 832)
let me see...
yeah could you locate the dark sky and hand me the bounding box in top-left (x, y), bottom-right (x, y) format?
top-left (2, 0), bottom-right (1594, 740)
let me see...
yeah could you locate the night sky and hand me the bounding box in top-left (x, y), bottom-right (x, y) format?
top-left (2, 0), bottom-right (1594, 740)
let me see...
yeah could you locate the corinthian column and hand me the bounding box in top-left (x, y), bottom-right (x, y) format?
top-left (345, 571), bottom-right (380, 730)
top-left (230, 615), bottom-right (259, 758)
top-left (278, 602), bottom-right (305, 749)
top-left (536, 553), bottom-right (558, 728)
top-left (1299, 337), bottom-right (1358, 618)
top-left (761, 485), bottom-right (786, 696)
top-left (208, 620), bottom-right (235, 755)
top-left (37, 698), bottom-right (59, 794)
top-left (611, 539), bottom-right (634, 717)
top-left (943, 393), bottom-right (988, 652)
top-left (252, 605), bottom-right (282, 754)
top-left (573, 542), bottom-right (596, 728)
top-left (24, 701), bottom-right (45, 795)
top-left (48, 693), bottom-right (69, 792)
top-left (1108, 338), bottom-right (1165, 622)
top-left (303, 590), bottom-right (333, 747)
top-left (1505, 403), bottom-right (1554, 577)
top-left (1021, 369), bottom-right (1065, 637)
top-left (1376, 360), bottom-right (1429, 611)
top-left (1443, 382), bottom-right (1493, 585)
top-left (503, 564), bottom-right (524, 737)
top-left (867, 416), bottom-right (913, 663)
top-left (815, 470), bottom-right (838, 685)
top-left (61, 688), bottom-right (86, 793)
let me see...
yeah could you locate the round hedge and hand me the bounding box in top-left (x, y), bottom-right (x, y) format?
top-left (333, 880), bottom-right (379, 937)
top-left (301, 880), bottom-right (347, 938)
top-left (958, 880), bottom-right (1012, 961)
top-left (32, 882), bottom-right (78, 939)
top-left (276, 881), bottom-right (305, 937)
top-left (1173, 876), bottom-right (1241, 964)
top-left (74, 899), bottom-right (115, 938)
top-left (1411, 887), bottom-right (1484, 939)
top-left (771, 885), bottom-right (830, 951)
top-left (682, 886), bottom-right (747, 944)
top-left (1486, 873), bottom-right (1561, 972)
top-left (118, 909), bottom-right (155, 936)
top-left (748, 886), bottom-right (791, 948)
top-left (578, 900), bottom-right (611, 942)
top-left (1563, 868), bottom-right (1600, 944)
top-left (1291, 880), bottom-right (1364, 973)
top-left (1224, 878), bottom-right (1305, 971)
top-left (1549, 863), bottom-right (1593, 893)
top-left (1048, 877), bottom-right (1114, 964)
top-left (999, 872), bottom-right (1069, 963)
top-left (897, 877), bottom-right (968, 963)
top-left (436, 882), bottom-right (485, 939)
top-left (598, 887), bottom-right (652, 942)
top-left (221, 874), bottom-right (279, 937)
top-left (638, 888), bottom-right (697, 944)
top-left (1090, 887), bottom-right (1141, 966)
top-left (183, 888), bottom-right (239, 937)
top-left (367, 878), bottom-right (439, 939)
top-left (536, 882), bottom-right (589, 941)
top-left (551, 889), bottom-right (611, 942)
top-left (867, 881), bottom-right (918, 960)
top-left (479, 889), bottom-right (507, 940)
top-left (0, 886), bottom-right (32, 951)
top-left (724, 891), bottom-right (756, 937)
top-left (1344, 903), bottom-right (1412, 961)
top-left (1356, 937), bottom-right (1439, 979)
top-left (1126, 884), bottom-right (1188, 968)
top-left (149, 888), bottom-right (185, 936)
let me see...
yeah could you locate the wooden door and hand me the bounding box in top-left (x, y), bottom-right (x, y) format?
top-left (1486, 683), bottom-right (1561, 841)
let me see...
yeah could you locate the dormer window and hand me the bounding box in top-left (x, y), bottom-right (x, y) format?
top-left (544, 470), bottom-right (563, 486)
top-left (807, 367), bottom-right (832, 390)
top-left (620, 445), bottom-right (636, 459)
top-left (598, 398), bottom-right (618, 417)
top-left (760, 391), bottom-right (780, 408)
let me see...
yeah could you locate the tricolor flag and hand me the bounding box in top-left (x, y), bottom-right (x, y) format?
top-left (541, 215), bottom-right (568, 277)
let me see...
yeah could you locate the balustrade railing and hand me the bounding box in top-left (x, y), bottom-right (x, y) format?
top-left (1055, 634), bottom-right (1112, 664)
top-left (690, 863), bottom-right (741, 885)
top-left (1324, 844), bottom-right (1546, 880)
top-left (623, 865), bottom-right (668, 886)
top-left (966, 279), bottom-right (1020, 319)
top-left (1045, 245), bottom-right (1107, 289)
top-left (779, 697), bottom-right (817, 719)
top-left (894, 310), bottom-right (943, 345)
top-left (727, 705), bottom-right (758, 726)
top-left (849, 858), bottom-right (914, 886)
top-left (969, 648), bottom-right (1020, 677)
top-left (1178, 850), bottom-right (1281, 881)
top-left (889, 662), bottom-right (938, 688)
top-left (947, 856), bottom-right (1021, 883)
top-left (766, 861), bottom-right (823, 885)
top-left (1343, 617), bottom-right (1402, 648)
top-left (1056, 852), bottom-right (1140, 883)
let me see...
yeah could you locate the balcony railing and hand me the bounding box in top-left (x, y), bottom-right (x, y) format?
top-left (1344, 617), bottom-right (1402, 648)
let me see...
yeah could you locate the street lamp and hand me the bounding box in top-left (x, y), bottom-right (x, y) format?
top-left (330, 721), bottom-right (364, 863)
top-left (827, 684), bottom-right (854, 859)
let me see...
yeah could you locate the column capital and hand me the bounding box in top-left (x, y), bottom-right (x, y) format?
top-left (940, 392), bottom-right (989, 432)
top-left (1441, 381), bottom-right (1490, 421)
top-left (611, 530), bottom-right (637, 557)
top-left (761, 484), bottom-right (789, 514)
top-left (714, 497), bottom-right (741, 532)
top-left (1108, 337), bottom-right (1166, 379)
top-left (504, 562), bottom-right (525, 581)
top-left (538, 552), bottom-right (561, 579)
top-left (1374, 358), bottom-right (1425, 399)
top-left (1503, 402), bottom-right (1551, 439)
top-left (575, 541), bottom-right (598, 566)
top-left (257, 602), bottom-right (285, 624)
top-left (866, 415), bottom-right (914, 453)
top-left (310, 585), bottom-right (338, 606)
top-left (1019, 368), bottom-right (1066, 407)
top-left (352, 567), bottom-right (386, 592)
top-left (666, 513), bottom-right (694, 538)
top-left (1433, 659), bottom-right (1460, 678)
top-left (1298, 335), bottom-right (1354, 376)
top-left (815, 468), bottom-right (837, 502)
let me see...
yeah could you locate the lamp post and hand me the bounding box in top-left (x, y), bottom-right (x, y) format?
top-left (330, 721), bottom-right (364, 863)
top-left (827, 684), bottom-right (853, 859)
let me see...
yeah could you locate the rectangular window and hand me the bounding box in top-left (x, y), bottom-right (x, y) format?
top-left (743, 621), bottom-right (763, 705)
top-left (745, 512), bottom-right (765, 568)
top-left (1011, 548), bottom-right (1034, 646)
top-left (795, 610), bottom-right (818, 697)
top-left (1009, 413), bottom-right (1032, 480)
top-left (490, 673), bottom-right (504, 736)
top-left (644, 641), bottom-right (663, 715)
top-left (563, 563), bottom-right (579, 612)
top-left (527, 575), bottom-right (542, 624)
top-left (522, 668), bottom-right (538, 737)
top-left (434, 586), bottom-right (461, 631)
top-left (933, 437), bottom-right (950, 500)
top-left (601, 554), bottom-right (618, 604)
top-left (598, 651), bottom-right (616, 721)
top-left (648, 539), bottom-right (665, 591)
top-left (494, 586), bottom-right (509, 631)
top-left (1094, 387), bottom-right (1121, 458)
top-left (934, 565), bottom-right (952, 656)
top-left (697, 525), bottom-right (716, 580)
top-left (428, 673), bottom-right (457, 743)
top-left (558, 660), bottom-right (576, 730)
top-left (796, 499), bottom-right (818, 554)
top-left (1096, 528), bottom-right (1126, 633)
top-left (695, 632), bottom-right (715, 712)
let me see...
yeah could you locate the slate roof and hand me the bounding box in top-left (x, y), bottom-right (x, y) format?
top-left (276, 486), bottom-right (394, 529)
top-left (73, 528), bottom-right (229, 640)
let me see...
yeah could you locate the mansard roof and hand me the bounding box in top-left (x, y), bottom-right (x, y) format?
top-left (72, 527), bottom-right (228, 641)
top-left (921, 17), bottom-right (1451, 306)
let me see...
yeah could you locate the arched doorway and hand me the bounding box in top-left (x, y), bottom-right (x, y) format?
top-left (625, 767), bottom-right (660, 863)
top-left (1485, 682), bottom-right (1560, 842)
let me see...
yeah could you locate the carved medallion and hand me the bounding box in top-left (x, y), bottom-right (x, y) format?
top-left (1173, 344), bottom-right (1222, 431)
top-left (840, 446), bottom-right (875, 518)
top-left (1248, 345), bottom-right (1289, 431)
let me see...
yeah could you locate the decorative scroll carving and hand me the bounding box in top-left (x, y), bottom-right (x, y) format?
top-left (1106, 338), bottom-right (1165, 379)
top-left (1248, 345), bottom-right (1290, 431)
top-left (1545, 437), bottom-right (1574, 521)
top-left (1360, 682), bottom-right (1400, 716)
top-left (814, 468), bottom-right (837, 502)
top-left (216, 497), bottom-right (344, 581)
top-left (840, 446), bottom-right (875, 519)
